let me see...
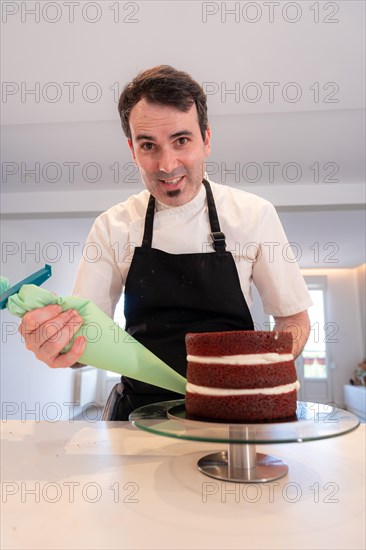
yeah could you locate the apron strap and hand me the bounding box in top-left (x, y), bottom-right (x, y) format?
top-left (202, 179), bottom-right (227, 252)
top-left (141, 194), bottom-right (156, 248)
top-left (142, 179), bottom-right (227, 252)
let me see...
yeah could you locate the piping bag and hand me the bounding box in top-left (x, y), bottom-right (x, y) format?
top-left (1, 266), bottom-right (186, 395)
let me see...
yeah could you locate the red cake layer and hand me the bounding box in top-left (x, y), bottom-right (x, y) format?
top-left (185, 390), bottom-right (297, 421)
top-left (185, 330), bottom-right (292, 357)
top-left (185, 331), bottom-right (298, 422)
top-left (187, 360), bottom-right (296, 389)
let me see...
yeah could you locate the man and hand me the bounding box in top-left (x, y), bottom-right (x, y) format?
top-left (19, 66), bottom-right (312, 419)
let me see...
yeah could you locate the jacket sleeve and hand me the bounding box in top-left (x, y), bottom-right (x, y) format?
top-left (72, 213), bottom-right (124, 319)
top-left (252, 202), bottom-right (313, 317)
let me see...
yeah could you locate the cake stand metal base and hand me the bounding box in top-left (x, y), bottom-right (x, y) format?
top-left (198, 426), bottom-right (288, 482)
top-left (197, 445), bottom-right (288, 483)
top-left (197, 448), bottom-right (288, 483)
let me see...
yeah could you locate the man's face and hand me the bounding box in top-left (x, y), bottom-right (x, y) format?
top-left (127, 98), bottom-right (211, 206)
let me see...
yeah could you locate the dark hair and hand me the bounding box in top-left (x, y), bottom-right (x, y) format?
top-left (118, 65), bottom-right (208, 142)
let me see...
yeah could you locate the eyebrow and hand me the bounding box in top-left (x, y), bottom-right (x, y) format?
top-left (135, 130), bottom-right (194, 142)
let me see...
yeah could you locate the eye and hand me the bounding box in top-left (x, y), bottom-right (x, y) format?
top-left (177, 137), bottom-right (189, 145)
top-left (141, 142), bottom-right (155, 151)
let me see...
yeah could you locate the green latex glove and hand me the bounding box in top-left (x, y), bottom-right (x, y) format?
top-left (0, 277), bottom-right (10, 294)
top-left (7, 284), bottom-right (186, 395)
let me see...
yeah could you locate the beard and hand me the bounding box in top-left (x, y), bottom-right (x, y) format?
top-left (166, 188), bottom-right (182, 198)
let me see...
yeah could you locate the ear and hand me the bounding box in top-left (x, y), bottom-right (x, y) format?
top-left (127, 138), bottom-right (136, 162)
top-left (204, 126), bottom-right (211, 157)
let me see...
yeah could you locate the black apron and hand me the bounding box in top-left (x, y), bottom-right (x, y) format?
top-left (115, 179), bottom-right (254, 420)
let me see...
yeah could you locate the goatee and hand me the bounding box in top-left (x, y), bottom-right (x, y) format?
top-left (166, 189), bottom-right (181, 198)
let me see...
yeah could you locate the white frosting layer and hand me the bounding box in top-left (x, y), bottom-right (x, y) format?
top-left (186, 381), bottom-right (300, 396)
top-left (187, 353), bottom-right (294, 365)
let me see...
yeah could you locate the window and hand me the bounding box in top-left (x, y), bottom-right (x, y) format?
top-left (302, 288), bottom-right (327, 379)
top-left (269, 276), bottom-right (328, 380)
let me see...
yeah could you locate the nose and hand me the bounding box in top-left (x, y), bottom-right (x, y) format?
top-left (158, 147), bottom-right (178, 175)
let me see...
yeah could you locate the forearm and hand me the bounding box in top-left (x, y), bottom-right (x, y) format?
top-left (273, 310), bottom-right (310, 359)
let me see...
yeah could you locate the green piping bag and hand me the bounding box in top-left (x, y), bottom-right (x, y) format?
top-left (1, 268), bottom-right (186, 395)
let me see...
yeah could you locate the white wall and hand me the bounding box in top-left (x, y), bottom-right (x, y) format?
top-left (1, 215), bottom-right (96, 420)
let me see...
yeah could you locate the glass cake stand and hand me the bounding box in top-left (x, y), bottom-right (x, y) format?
top-left (130, 400), bottom-right (360, 483)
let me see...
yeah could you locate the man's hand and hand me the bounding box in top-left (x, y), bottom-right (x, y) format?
top-left (273, 310), bottom-right (310, 359)
top-left (18, 304), bottom-right (86, 368)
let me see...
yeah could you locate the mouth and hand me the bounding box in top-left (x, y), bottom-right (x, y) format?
top-left (158, 175), bottom-right (185, 191)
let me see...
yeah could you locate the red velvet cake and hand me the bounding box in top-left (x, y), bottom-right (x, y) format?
top-left (185, 331), bottom-right (299, 421)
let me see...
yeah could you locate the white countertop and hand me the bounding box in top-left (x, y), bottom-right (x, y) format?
top-left (1, 420), bottom-right (365, 550)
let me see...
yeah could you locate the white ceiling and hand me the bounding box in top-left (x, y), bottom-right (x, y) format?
top-left (1, 0), bottom-right (365, 268)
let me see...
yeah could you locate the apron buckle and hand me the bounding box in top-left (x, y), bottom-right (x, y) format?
top-left (210, 231), bottom-right (226, 251)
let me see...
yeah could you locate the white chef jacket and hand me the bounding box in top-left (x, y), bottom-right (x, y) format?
top-left (72, 179), bottom-right (312, 319)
